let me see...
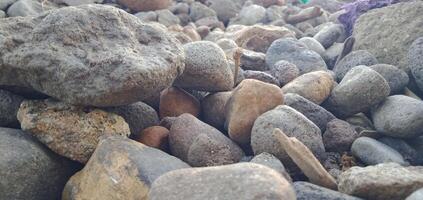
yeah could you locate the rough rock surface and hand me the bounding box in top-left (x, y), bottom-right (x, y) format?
top-left (250, 152), bottom-right (292, 182)
top-left (0, 5), bottom-right (185, 107)
top-left (323, 119), bottom-right (358, 153)
top-left (294, 181), bottom-right (363, 200)
top-left (0, 89), bottom-right (24, 127)
top-left (333, 50), bottom-right (378, 81)
top-left (369, 64), bottom-right (409, 94)
top-left (17, 99), bottom-right (131, 163)
top-left (117, 0), bottom-right (171, 12)
top-left (409, 37), bottom-right (423, 92)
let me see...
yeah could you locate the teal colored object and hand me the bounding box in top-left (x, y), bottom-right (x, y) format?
top-left (299, 0), bottom-right (310, 4)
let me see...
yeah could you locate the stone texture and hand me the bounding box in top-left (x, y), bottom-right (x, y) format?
top-left (351, 137), bottom-right (407, 165)
top-left (17, 99), bottom-right (130, 163)
top-left (252, 0), bottom-right (284, 7)
top-left (333, 50), bottom-right (378, 81)
top-left (169, 113), bottom-right (244, 167)
top-left (175, 41), bottom-right (233, 92)
top-left (294, 181), bottom-right (362, 200)
top-left (117, 0), bottom-right (171, 12)
top-left (189, 2), bottom-right (216, 22)
top-left (0, 5), bottom-right (184, 107)
top-left (62, 136), bottom-right (189, 200)
top-left (156, 9), bottom-right (180, 26)
top-left (406, 188), bottom-right (423, 200)
top-left (208, 0), bottom-right (246, 23)
top-left (229, 4), bottom-right (266, 26)
top-left (299, 37), bottom-right (326, 56)
top-left (313, 23), bottom-right (345, 49)
top-left (240, 50), bottom-right (267, 71)
top-left (266, 37), bottom-right (327, 74)
top-left (225, 79), bottom-right (284, 146)
top-left (282, 71), bottom-right (334, 105)
top-left (353, 1), bottom-right (423, 73)
top-left (134, 126), bottom-right (169, 152)
top-left (0, 89), bottom-right (24, 127)
top-left (284, 93), bottom-right (336, 132)
top-left (148, 163), bottom-right (296, 200)
top-left (201, 91), bottom-right (232, 130)
top-left (6, 0), bottom-right (49, 17)
top-left (55, 0), bottom-right (103, 6)
top-left (370, 64), bottom-right (409, 94)
top-left (409, 37), bottom-right (423, 92)
top-left (338, 163), bottom-right (423, 200)
top-left (379, 137), bottom-right (420, 165)
top-left (0, 0), bottom-right (16, 10)
top-left (323, 119), bottom-right (358, 153)
top-left (250, 152), bottom-right (292, 182)
top-left (0, 128), bottom-right (79, 200)
top-left (371, 95), bottom-right (423, 138)
top-left (324, 66), bottom-right (390, 118)
top-left (268, 60), bottom-right (300, 86)
top-left (159, 87), bottom-right (201, 119)
top-left (243, 70), bottom-right (280, 86)
top-left (251, 105), bottom-right (325, 171)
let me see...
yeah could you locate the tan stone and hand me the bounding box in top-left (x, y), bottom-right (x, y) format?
top-left (17, 99), bottom-right (130, 163)
top-left (117, 0), bottom-right (171, 12)
top-left (274, 128), bottom-right (337, 190)
top-left (135, 126), bottom-right (169, 152)
top-left (159, 87), bottom-right (201, 119)
top-left (225, 79), bottom-right (284, 145)
top-left (282, 71), bottom-right (334, 105)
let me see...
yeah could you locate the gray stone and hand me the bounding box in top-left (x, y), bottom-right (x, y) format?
top-left (134, 11), bottom-right (158, 22)
top-left (170, 2), bottom-right (189, 15)
top-left (169, 113), bottom-right (244, 167)
top-left (266, 37), bottom-right (327, 74)
top-left (148, 163), bottom-right (296, 200)
top-left (243, 70), bottom-right (279, 86)
top-left (299, 37), bottom-right (326, 56)
top-left (0, 128), bottom-right (79, 200)
top-left (313, 23), bottom-right (345, 49)
top-left (264, 5), bottom-right (286, 23)
top-left (268, 60), bottom-right (300, 86)
top-left (250, 152), bottom-right (292, 182)
top-left (6, 0), bottom-right (52, 17)
top-left (406, 188), bottom-right (423, 200)
top-left (251, 105), bottom-right (325, 171)
top-left (229, 4), bottom-right (266, 26)
top-left (322, 42), bottom-right (343, 70)
top-left (284, 93), bottom-right (336, 132)
top-left (201, 91), bottom-right (231, 130)
top-left (156, 9), bottom-right (180, 26)
top-left (409, 37), bottom-right (423, 93)
top-left (324, 66), bottom-right (390, 118)
top-left (209, 0), bottom-right (246, 23)
top-left (62, 136), bottom-right (190, 200)
top-left (216, 38), bottom-right (238, 51)
top-left (371, 95), bottom-right (423, 138)
top-left (0, 89), bottom-right (24, 127)
top-left (338, 163), bottom-right (423, 200)
top-left (351, 137), bottom-right (407, 166)
top-left (323, 119), bottom-right (358, 153)
top-left (294, 181), bottom-right (363, 200)
top-left (345, 113), bottom-right (375, 133)
top-left (370, 64), bottom-right (409, 94)
top-left (240, 50), bottom-right (268, 71)
top-left (0, 0), bottom-right (16, 10)
top-left (407, 136), bottom-right (423, 165)
top-left (189, 2), bottom-right (216, 22)
top-left (105, 102), bottom-right (159, 136)
top-left (54, 0), bottom-right (103, 6)
top-left (0, 10), bottom-right (5, 18)
top-left (175, 41), bottom-right (233, 92)
top-left (379, 137), bottom-right (420, 165)
top-left (333, 50), bottom-right (378, 81)
top-left (0, 5), bottom-right (185, 107)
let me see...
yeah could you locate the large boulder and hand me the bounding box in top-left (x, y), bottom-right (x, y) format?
top-left (353, 1), bottom-right (423, 73)
top-left (0, 5), bottom-right (184, 107)
top-left (148, 163), bottom-right (296, 200)
top-left (62, 136), bottom-right (189, 200)
top-left (0, 128), bottom-right (79, 200)
top-left (17, 99), bottom-right (130, 163)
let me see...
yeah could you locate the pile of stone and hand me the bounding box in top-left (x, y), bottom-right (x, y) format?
top-left (1, 0), bottom-right (423, 200)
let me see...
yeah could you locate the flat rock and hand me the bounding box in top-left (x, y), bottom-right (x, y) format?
top-left (62, 136), bottom-right (189, 200)
top-left (0, 5), bottom-right (184, 107)
top-left (225, 79), bottom-right (284, 146)
top-left (338, 163), bottom-right (423, 200)
top-left (201, 91), bottom-right (232, 130)
top-left (333, 50), bottom-right (378, 81)
top-left (351, 137), bottom-right (407, 165)
top-left (117, 0), bottom-right (171, 12)
top-left (169, 113), bottom-right (244, 167)
top-left (0, 128), bottom-right (79, 200)
top-left (17, 99), bottom-right (130, 163)
top-left (159, 87), bottom-right (201, 119)
top-left (250, 152), bottom-right (292, 182)
top-left (323, 119), bottom-right (358, 153)
top-left (266, 37), bottom-right (327, 74)
top-left (294, 181), bottom-right (362, 200)
top-left (370, 64), bottom-right (409, 94)
top-left (0, 89), bottom-right (24, 127)
top-left (148, 163), bottom-right (296, 200)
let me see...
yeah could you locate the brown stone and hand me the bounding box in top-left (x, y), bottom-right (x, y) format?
top-left (117, 0), bottom-right (171, 12)
top-left (225, 79), bottom-right (284, 146)
top-left (159, 87), bottom-right (201, 119)
top-left (135, 126), bottom-right (169, 152)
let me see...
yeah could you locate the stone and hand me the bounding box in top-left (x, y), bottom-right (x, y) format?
top-left (299, 37), bottom-right (326, 56)
top-left (225, 79), bottom-right (284, 146)
top-left (282, 71), bottom-right (334, 105)
top-left (105, 102), bottom-right (159, 136)
top-left (266, 37), bottom-right (327, 74)
top-left (0, 10), bottom-right (4, 18)
top-left (251, 105), bottom-right (325, 171)
top-left (0, 0), bottom-right (16, 10)
top-left (324, 66), bottom-right (390, 118)
top-left (170, 2), bottom-right (189, 14)
top-left (274, 129), bottom-right (337, 190)
top-left (148, 163), bottom-right (296, 200)
top-left (216, 38), bottom-right (238, 51)
top-left (406, 188), bottom-right (423, 200)
top-left (370, 64), bottom-right (409, 94)
top-left (201, 91), bottom-right (231, 130)
top-left (159, 87), bottom-right (201, 119)
top-left (0, 5), bottom-right (184, 107)
top-left (264, 5), bottom-right (286, 23)
top-left (351, 137), bottom-right (407, 166)
top-left (268, 60), bottom-right (300, 86)
top-left (169, 113), bottom-right (244, 167)
top-left (243, 70), bottom-right (280, 86)
top-left (371, 95), bottom-right (423, 138)
top-left (253, 0), bottom-right (284, 8)
top-left (0, 128), bottom-right (79, 200)
top-left (408, 136), bottom-right (423, 165)
top-left (338, 163), bottom-right (423, 200)
top-left (134, 126), bottom-right (169, 152)
top-left (409, 37), bottom-right (423, 92)
top-left (322, 42), bottom-right (344, 69)
top-left (240, 50), bottom-right (267, 71)
top-left (345, 113), bottom-right (375, 133)
top-left (379, 137), bottom-right (420, 165)
top-left (175, 41), bottom-right (233, 92)
top-left (195, 16), bottom-right (224, 30)
top-left (134, 11), bottom-right (158, 22)
top-left (6, 0), bottom-right (46, 17)
top-left (313, 23), bottom-right (345, 49)
top-left (229, 4), bottom-right (266, 26)
top-left (353, 2), bottom-right (423, 73)
top-left (208, 0), bottom-right (246, 23)
top-left (156, 9), bottom-right (180, 26)
top-left (294, 181), bottom-right (362, 200)
top-left (116, 0), bottom-right (171, 12)
top-left (189, 2), bottom-right (216, 22)
top-left (284, 93), bottom-right (336, 132)
top-left (17, 99), bottom-right (131, 163)
top-left (62, 136), bottom-right (189, 200)
top-left (226, 25), bottom-right (295, 53)
top-left (323, 119), bottom-right (358, 153)
top-left (55, 0), bottom-right (103, 6)
top-left (333, 50), bottom-right (378, 81)
top-left (250, 152), bottom-right (292, 182)
top-left (0, 89), bottom-right (24, 128)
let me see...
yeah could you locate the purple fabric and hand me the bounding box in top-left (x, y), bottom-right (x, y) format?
top-left (338, 0), bottom-right (400, 35)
